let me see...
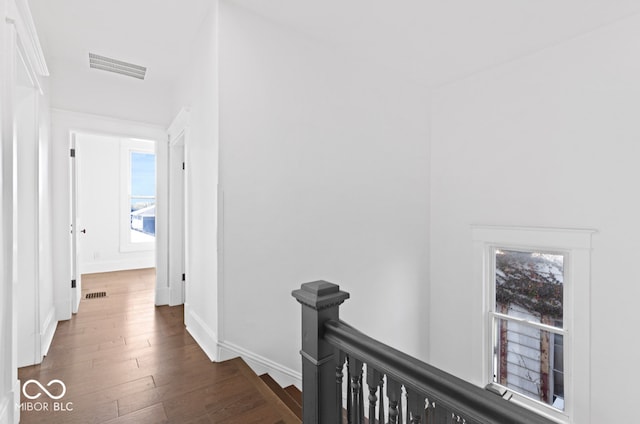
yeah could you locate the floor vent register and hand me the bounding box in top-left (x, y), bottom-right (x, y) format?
top-left (85, 291), bottom-right (107, 299)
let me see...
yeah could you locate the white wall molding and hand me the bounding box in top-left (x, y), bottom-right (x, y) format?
top-left (166, 107), bottom-right (189, 308)
top-left (13, 379), bottom-right (20, 424)
top-left (184, 305), bottom-right (303, 390)
top-left (54, 299), bottom-right (71, 321)
top-left (184, 305), bottom-right (218, 362)
top-left (471, 225), bottom-right (595, 250)
top-left (79, 259), bottom-right (156, 275)
top-left (40, 307), bottom-right (57, 357)
top-left (0, 379), bottom-right (22, 424)
top-left (2, 1), bottom-right (48, 421)
top-left (155, 286), bottom-right (170, 306)
top-left (167, 107), bottom-right (190, 144)
top-left (0, 392), bottom-right (12, 424)
top-left (184, 298), bottom-right (302, 390)
top-left (217, 341), bottom-right (302, 390)
top-left (8, 0), bottom-right (48, 78)
top-left (169, 281), bottom-right (184, 307)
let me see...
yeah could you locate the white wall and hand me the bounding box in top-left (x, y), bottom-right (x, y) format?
top-left (51, 110), bottom-right (166, 320)
top-left (74, 133), bottom-right (155, 274)
top-left (430, 14), bottom-right (640, 423)
top-left (216, 2), bottom-right (430, 385)
top-left (171, 2), bottom-right (220, 360)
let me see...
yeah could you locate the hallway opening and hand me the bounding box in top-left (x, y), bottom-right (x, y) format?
top-left (70, 132), bottom-right (157, 314)
top-left (17, 269), bottom-right (299, 423)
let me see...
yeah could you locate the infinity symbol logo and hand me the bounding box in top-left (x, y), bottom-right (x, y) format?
top-left (22, 379), bottom-right (67, 400)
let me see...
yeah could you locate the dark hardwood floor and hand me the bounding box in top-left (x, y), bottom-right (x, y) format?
top-left (18, 268), bottom-right (299, 424)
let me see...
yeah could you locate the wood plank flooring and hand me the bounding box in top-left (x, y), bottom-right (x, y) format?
top-left (17, 268), bottom-right (300, 424)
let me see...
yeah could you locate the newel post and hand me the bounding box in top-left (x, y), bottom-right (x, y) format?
top-left (292, 281), bottom-right (350, 424)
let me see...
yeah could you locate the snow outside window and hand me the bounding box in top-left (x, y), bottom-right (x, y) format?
top-left (129, 151), bottom-right (156, 242)
top-left (120, 139), bottom-right (156, 252)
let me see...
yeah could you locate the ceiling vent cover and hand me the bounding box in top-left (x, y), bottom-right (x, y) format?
top-left (89, 53), bottom-right (146, 80)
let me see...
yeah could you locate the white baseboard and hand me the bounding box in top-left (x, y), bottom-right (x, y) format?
top-left (0, 392), bottom-right (10, 424)
top-left (55, 299), bottom-right (71, 321)
top-left (73, 288), bottom-right (81, 314)
top-left (183, 307), bottom-right (302, 390)
top-left (0, 379), bottom-right (21, 424)
top-left (169, 281), bottom-right (184, 306)
top-left (184, 305), bottom-right (218, 362)
top-left (217, 341), bottom-right (302, 390)
top-left (13, 380), bottom-right (19, 424)
top-left (155, 286), bottom-right (170, 306)
top-left (80, 257), bottom-right (155, 275)
top-left (40, 307), bottom-right (57, 357)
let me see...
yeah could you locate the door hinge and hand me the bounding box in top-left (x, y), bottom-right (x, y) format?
top-left (182, 273), bottom-right (186, 282)
top-left (71, 279), bottom-right (76, 288)
top-left (182, 162), bottom-right (185, 170)
top-left (70, 148), bottom-right (76, 157)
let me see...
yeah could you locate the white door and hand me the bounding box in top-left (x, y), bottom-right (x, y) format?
top-left (70, 133), bottom-right (81, 313)
top-left (72, 133), bottom-right (116, 312)
top-left (169, 139), bottom-right (185, 306)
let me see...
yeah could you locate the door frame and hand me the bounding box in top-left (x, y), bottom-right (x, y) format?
top-left (70, 132), bottom-right (81, 313)
top-left (68, 129), bottom-right (162, 310)
top-left (167, 108), bottom-right (189, 308)
top-left (1, 0), bottom-right (49, 422)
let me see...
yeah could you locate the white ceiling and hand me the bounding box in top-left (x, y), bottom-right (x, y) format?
top-left (26, 0), bottom-right (640, 95)
top-left (28, 0), bottom-right (212, 85)
top-left (27, 0), bottom-right (213, 123)
top-left (231, 0), bottom-right (640, 87)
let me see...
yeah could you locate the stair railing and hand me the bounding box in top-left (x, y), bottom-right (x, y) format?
top-left (292, 281), bottom-right (558, 424)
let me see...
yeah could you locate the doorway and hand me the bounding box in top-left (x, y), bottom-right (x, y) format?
top-left (70, 133), bottom-right (157, 312)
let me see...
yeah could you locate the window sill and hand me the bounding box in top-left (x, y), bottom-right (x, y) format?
top-left (485, 383), bottom-right (569, 424)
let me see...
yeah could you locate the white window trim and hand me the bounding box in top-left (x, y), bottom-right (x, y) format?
top-left (120, 139), bottom-right (156, 252)
top-left (472, 226), bottom-right (594, 424)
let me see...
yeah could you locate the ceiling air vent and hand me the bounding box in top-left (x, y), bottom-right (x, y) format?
top-left (89, 53), bottom-right (146, 80)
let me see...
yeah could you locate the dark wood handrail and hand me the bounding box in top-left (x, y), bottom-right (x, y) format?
top-left (292, 280), bottom-right (559, 424)
top-left (324, 319), bottom-right (555, 424)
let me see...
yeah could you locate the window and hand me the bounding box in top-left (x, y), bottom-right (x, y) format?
top-left (129, 151), bottom-right (156, 242)
top-left (120, 139), bottom-right (155, 252)
top-left (472, 226), bottom-right (594, 423)
top-left (492, 249), bottom-right (565, 409)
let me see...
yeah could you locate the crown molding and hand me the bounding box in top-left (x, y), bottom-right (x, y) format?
top-left (8, 0), bottom-right (49, 77)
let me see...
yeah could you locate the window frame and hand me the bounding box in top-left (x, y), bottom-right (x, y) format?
top-left (489, 247), bottom-right (567, 409)
top-left (119, 138), bottom-right (156, 252)
top-left (472, 226), bottom-right (594, 424)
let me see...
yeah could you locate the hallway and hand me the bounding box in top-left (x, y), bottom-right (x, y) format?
top-left (17, 269), bottom-right (298, 424)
